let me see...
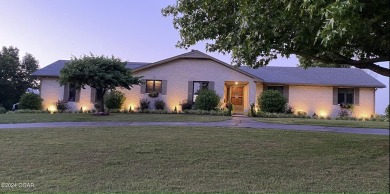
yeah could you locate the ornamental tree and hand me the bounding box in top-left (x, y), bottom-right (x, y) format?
top-left (59, 54), bottom-right (141, 112)
top-left (162, 0), bottom-right (389, 77)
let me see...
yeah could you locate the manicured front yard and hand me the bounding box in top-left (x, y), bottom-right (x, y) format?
top-left (253, 117), bottom-right (389, 129)
top-left (0, 126), bottom-right (388, 192)
top-left (0, 113), bottom-right (229, 124)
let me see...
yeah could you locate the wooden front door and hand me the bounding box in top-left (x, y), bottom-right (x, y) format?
top-left (230, 86), bottom-right (244, 106)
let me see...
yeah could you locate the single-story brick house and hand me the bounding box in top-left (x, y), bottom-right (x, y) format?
top-left (32, 50), bottom-right (385, 117)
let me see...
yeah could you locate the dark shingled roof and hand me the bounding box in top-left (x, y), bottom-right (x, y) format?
top-left (240, 66), bottom-right (386, 88)
top-left (31, 60), bottom-right (150, 77)
top-left (31, 50), bottom-right (385, 88)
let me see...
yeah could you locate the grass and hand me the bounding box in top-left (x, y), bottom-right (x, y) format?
top-left (0, 113), bottom-right (229, 124)
top-left (0, 126), bottom-right (388, 192)
top-left (253, 117), bottom-right (390, 129)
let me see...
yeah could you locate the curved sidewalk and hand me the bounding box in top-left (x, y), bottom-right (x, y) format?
top-left (0, 116), bottom-right (388, 136)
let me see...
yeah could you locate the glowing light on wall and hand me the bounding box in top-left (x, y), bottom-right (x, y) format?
top-left (319, 111), bottom-right (328, 117)
top-left (48, 105), bottom-right (57, 113)
top-left (172, 106), bottom-right (179, 113)
top-left (358, 113), bottom-right (369, 118)
top-left (128, 104), bottom-right (136, 110)
top-left (362, 114), bottom-right (368, 118)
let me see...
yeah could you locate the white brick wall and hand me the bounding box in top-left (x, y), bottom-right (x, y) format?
top-left (40, 78), bottom-right (95, 111)
top-left (354, 88), bottom-right (375, 117)
top-left (40, 77), bottom-right (64, 111)
top-left (263, 85), bottom-right (376, 118)
top-left (288, 85), bottom-right (336, 117)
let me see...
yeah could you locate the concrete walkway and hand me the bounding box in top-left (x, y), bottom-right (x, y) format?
top-left (0, 115), bottom-right (388, 135)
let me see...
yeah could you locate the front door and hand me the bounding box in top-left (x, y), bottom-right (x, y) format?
top-left (230, 86), bottom-right (244, 113)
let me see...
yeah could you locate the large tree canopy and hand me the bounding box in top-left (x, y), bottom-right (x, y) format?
top-left (59, 55), bottom-right (141, 112)
top-left (0, 46), bottom-right (39, 109)
top-left (162, 0), bottom-right (389, 77)
top-left (297, 56), bottom-right (350, 68)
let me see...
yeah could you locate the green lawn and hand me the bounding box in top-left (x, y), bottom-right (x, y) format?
top-left (0, 126), bottom-right (388, 192)
top-left (253, 117), bottom-right (390, 129)
top-left (0, 113), bottom-right (229, 123)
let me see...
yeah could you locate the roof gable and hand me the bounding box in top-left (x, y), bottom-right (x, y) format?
top-left (132, 50), bottom-right (257, 80)
top-left (31, 60), bottom-right (69, 77)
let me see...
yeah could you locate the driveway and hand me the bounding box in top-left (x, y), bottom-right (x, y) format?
top-left (0, 115), bottom-right (388, 135)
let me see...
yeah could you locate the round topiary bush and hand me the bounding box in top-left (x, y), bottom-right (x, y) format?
top-left (258, 90), bottom-right (287, 113)
top-left (19, 93), bottom-right (43, 110)
top-left (104, 90), bottom-right (126, 110)
top-left (194, 89), bottom-right (220, 111)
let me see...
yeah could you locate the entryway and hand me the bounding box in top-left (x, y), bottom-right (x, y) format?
top-left (225, 81), bottom-right (248, 114)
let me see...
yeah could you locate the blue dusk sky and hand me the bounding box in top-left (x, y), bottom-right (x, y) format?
top-left (0, 0), bottom-right (388, 114)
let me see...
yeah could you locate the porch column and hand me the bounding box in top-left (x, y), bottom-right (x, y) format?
top-left (248, 81), bottom-right (256, 111)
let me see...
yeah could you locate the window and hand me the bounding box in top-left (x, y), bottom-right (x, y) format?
top-left (193, 81), bottom-right (209, 103)
top-left (338, 88), bottom-right (354, 104)
top-left (68, 84), bottom-right (77, 102)
top-left (146, 80), bottom-right (162, 93)
top-left (267, 86), bottom-right (284, 94)
top-left (193, 81), bottom-right (209, 94)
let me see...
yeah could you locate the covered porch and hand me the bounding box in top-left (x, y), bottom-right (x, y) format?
top-left (224, 81), bottom-right (250, 114)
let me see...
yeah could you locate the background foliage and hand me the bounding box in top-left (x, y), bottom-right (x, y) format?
top-left (163, 0), bottom-right (389, 76)
top-left (0, 46), bottom-right (39, 109)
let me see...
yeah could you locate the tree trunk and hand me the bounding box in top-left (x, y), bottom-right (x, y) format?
top-left (96, 89), bottom-right (106, 113)
top-left (349, 63), bottom-right (390, 77)
top-left (293, 52), bottom-right (390, 77)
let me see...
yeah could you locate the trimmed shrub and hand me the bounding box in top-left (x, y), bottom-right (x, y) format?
top-left (154, 99), bottom-right (166, 110)
top-left (385, 104), bottom-right (389, 119)
top-left (0, 106), bottom-right (6, 114)
top-left (139, 98), bottom-right (150, 112)
top-left (258, 90), bottom-right (287, 113)
top-left (104, 90), bottom-right (126, 109)
top-left (10, 109), bottom-right (47, 114)
top-left (194, 89), bottom-right (221, 111)
top-left (19, 93), bottom-right (43, 110)
top-left (54, 100), bottom-right (69, 113)
top-left (108, 109), bottom-right (122, 113)
top-left (149, 109), bottom-right (169, 114)
top-left (180, 99), bottom-right (193, 110)
top-left (256, 111), bottom-right (310, 119)
top-left (183, 109), bottom-right (230, 116)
